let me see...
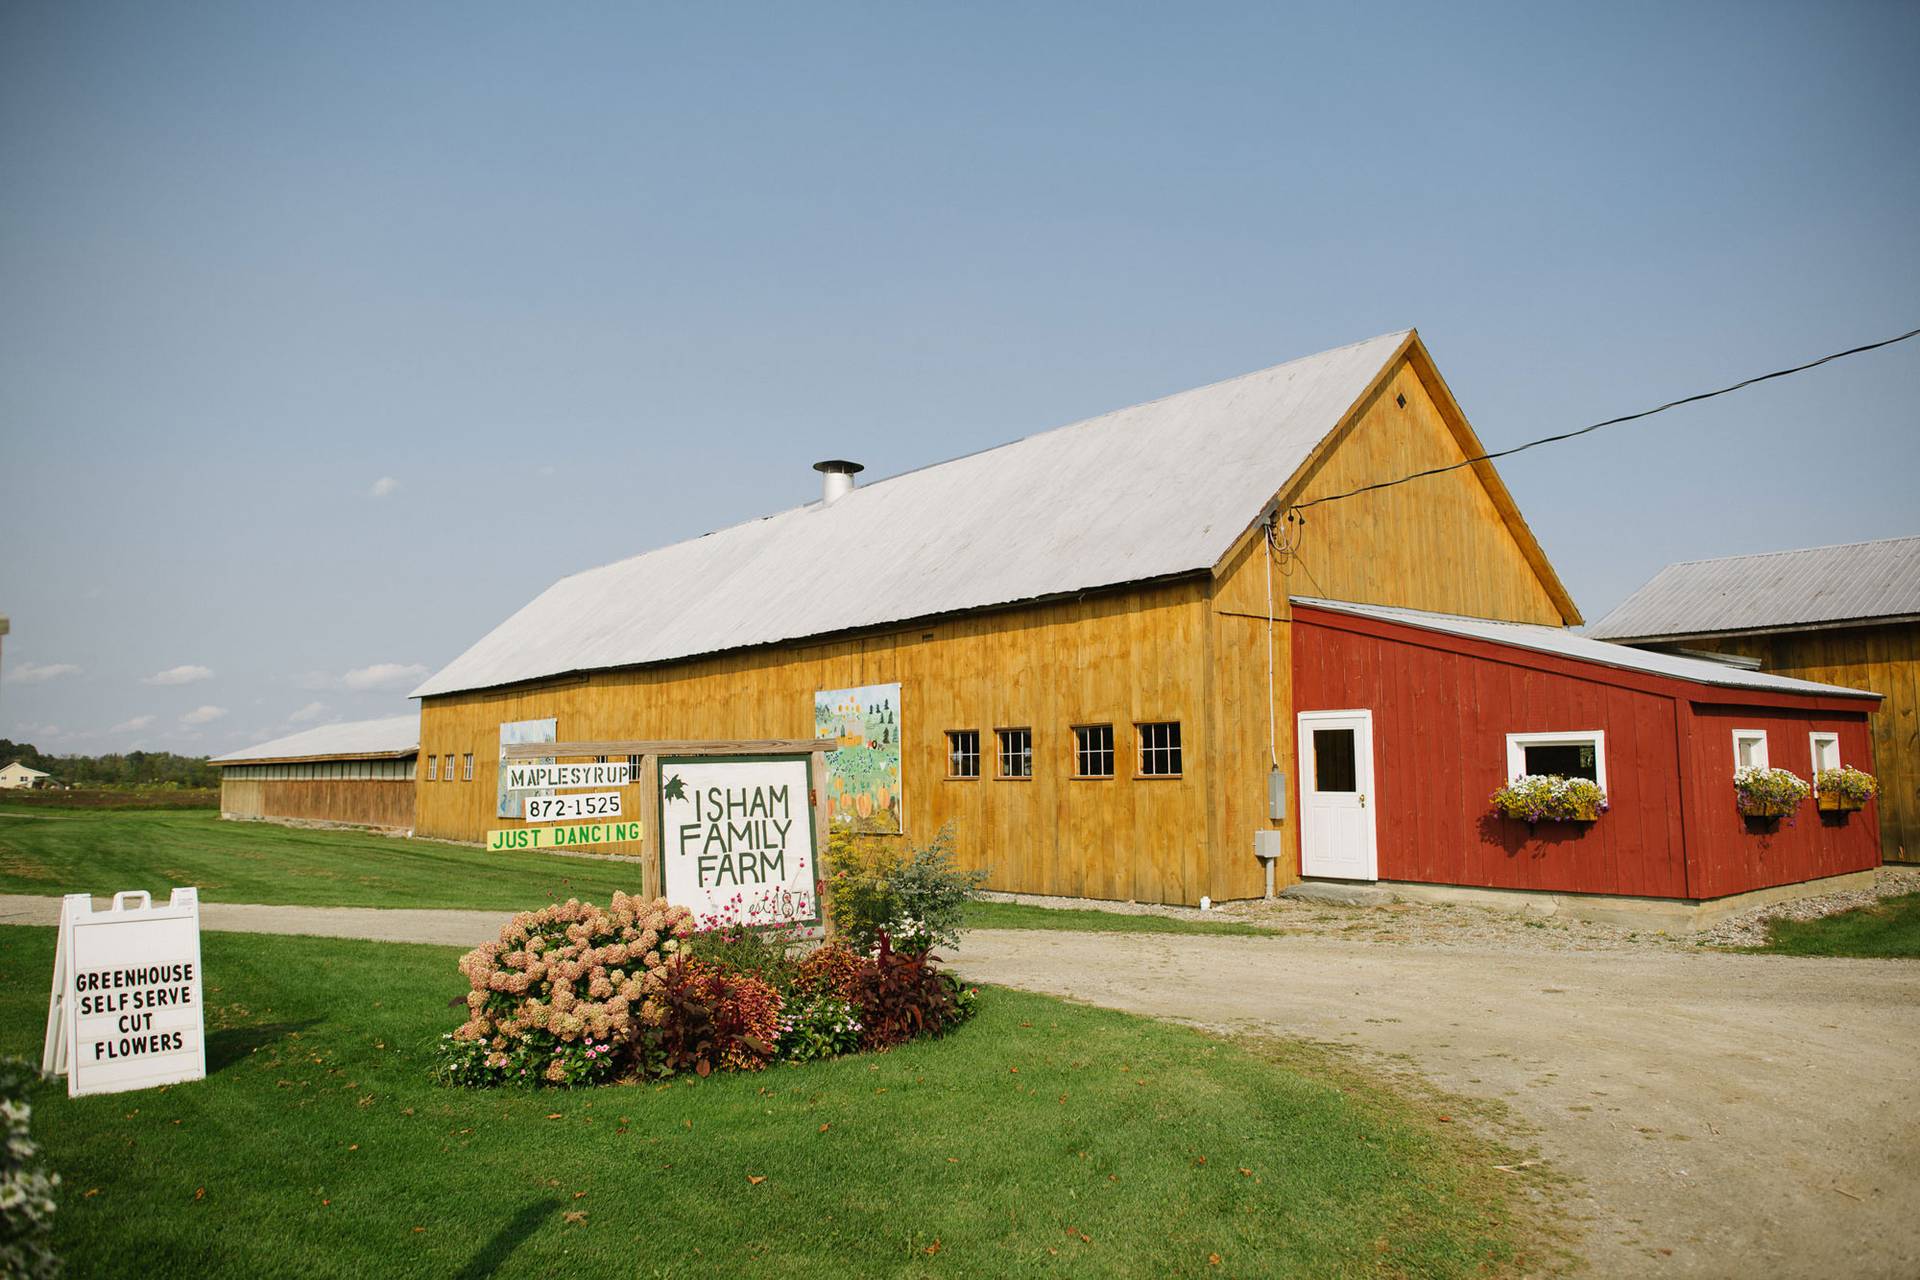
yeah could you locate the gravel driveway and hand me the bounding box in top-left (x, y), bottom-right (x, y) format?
top-left (950, 928), bottom-right (1920, 1279)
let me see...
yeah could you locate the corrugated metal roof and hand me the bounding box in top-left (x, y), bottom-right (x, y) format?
top-left (1295, 596), bottom-right (1880, 701)
top-left (416, 331), bottom-right (1414, 698)
top-left (1589, 536), bottom-right (1920, 641)
top-left (211, 715), bottom-right (420, 764)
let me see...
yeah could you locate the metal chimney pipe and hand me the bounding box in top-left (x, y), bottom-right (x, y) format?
top-left (813, 459), bottom-right (864, 504)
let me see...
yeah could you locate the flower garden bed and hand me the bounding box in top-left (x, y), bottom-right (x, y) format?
top-left (438, 894), bottom-right (975, 1088)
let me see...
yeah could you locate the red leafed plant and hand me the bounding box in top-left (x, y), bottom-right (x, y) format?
top-left (854, 933), bottom-right (964, 1050)
top-left (793, 941), bottom-right (868, 1003)
top-left (656, 959), bottom-right (782, 1075)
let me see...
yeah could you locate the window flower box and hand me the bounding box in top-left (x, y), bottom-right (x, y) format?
top-left (1734, 766), bottom-right (1809, 821)
top-left (1490, 775), bottom-right (1609, 826)
top-left (1814, 766), bottom-right (1877, 813)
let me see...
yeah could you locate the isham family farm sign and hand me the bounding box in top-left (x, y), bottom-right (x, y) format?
top-left (659, 755), bottom-right (820, 926)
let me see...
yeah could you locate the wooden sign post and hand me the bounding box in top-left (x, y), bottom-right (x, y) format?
top-left (497, 739), bottom-right (833, 910)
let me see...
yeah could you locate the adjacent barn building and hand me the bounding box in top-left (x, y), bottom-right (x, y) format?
top-left (409, 329), bottom-right (1882, 916)
top-left (1592, 536), bottom-right (1918, 864)
top-left (212, 716), bottom-right (419, 832)
top-left (1292, 599), bottom-right (1882, 910)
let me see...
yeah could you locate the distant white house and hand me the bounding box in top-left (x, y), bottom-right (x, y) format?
top-left (0, 760), bottom-right (51, 790)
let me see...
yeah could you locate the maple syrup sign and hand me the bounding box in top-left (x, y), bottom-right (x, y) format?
top-left (658, 755), bottom-right (820, 926)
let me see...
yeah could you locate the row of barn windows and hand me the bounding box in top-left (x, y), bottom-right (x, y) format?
top-left (224, 759), bottom-right (414, 781)
top-left (945, 722), bottom-right (1183, 781)
top-left (424, 753), bottom-right (476, 782)
top-left (1494, 728), bottom-right (1847, 790)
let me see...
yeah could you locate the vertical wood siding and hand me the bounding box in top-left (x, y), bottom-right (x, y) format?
top-left (1206, 354), bottom-right (1583, 899)
top-left (1679, 625), bottom-right (1918, 863)
top-left (1679, 704), bottom-right (1884, 897)
top-left (220, 779), bottom-right (416, 831)
top-left (1292, 606), bottom-right (1881, 899)
top-left (418, 580), bottom-right (1218, 906)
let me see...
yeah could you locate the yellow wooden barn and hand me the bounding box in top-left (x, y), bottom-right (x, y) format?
top-left (412, 329), bottom-right (1582, 905)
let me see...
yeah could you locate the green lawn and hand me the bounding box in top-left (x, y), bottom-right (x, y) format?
top-left (1751, 892), bottom-right (1920, 958)
top-left (966, 899), bottom-right (1276, 937)
top-left (3, 927), bottom-right (1532, 1278)
top-left (0, 809), bottom-right (652, 911)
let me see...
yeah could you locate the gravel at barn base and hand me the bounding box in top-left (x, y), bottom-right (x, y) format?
top-left (989, 866), bottom-right (1920, 954)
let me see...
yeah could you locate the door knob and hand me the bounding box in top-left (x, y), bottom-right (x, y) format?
top-left (1359, 793), bottom-right (1366, 807)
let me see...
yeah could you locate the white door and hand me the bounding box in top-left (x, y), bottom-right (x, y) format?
top-left (1298, 710), bottom-right (1377, 880)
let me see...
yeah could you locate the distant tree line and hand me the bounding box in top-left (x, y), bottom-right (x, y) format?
top-left (0, 739), bottom-right (219, 789)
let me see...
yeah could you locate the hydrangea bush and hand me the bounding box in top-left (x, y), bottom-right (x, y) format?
top-left (0, 1057), bottom-right (60, 1280)
top-left (1815, 766), bottom-right (1877, 808)
top-left (1734, 766), bottom-right (1810, 820)
top-left (1489, 775), bottom-right (1609, 823)
top-left (438, 890), bottom-right (976, 1088)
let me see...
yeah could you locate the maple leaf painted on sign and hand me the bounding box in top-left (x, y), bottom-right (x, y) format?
top-left (663, 774), bottom-right (687, 801)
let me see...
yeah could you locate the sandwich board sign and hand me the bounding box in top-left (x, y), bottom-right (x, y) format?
top-left (41, 889), bottom-right (207, 1098)
top-left (658, 754), bottom-right (821, 926)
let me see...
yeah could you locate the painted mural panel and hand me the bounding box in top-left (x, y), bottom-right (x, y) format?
top-left (497, 717), bottom-right (557, 819)
top-left (814, 682), bottom-right (902, 833)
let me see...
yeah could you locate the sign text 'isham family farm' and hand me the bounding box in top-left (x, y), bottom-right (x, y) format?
top-left (660, 756), bottom-right (819, 924)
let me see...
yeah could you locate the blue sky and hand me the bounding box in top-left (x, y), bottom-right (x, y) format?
top-left (2, 1), bottom-right (1916, 757)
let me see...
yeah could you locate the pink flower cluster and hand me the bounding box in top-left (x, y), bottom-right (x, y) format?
top-left (454, 893), bottom-right (697, 1062)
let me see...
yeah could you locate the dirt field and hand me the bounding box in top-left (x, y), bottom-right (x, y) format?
top-left (950, 929), bottom-right (1920, 1279)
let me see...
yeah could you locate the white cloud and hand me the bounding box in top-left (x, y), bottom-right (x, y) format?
top-left (145, 664), bottom-right (213, 686)
top-left (180, 705), bottom-right (228, 726)
top-left (342, 662), bottom-right (428, 692)
top-left (286, 701), bottom-right (331, 724)
top-left (5, 662), bottom-right (82, 684)
top-left (109, 715), bottom-right (156, 734)
top-left (370, 476), bottom-right (400, 499)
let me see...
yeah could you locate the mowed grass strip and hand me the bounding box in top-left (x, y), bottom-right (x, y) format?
top-left (0, 809), bottom-right (652, 910)
top-left (2, 928), bottom-right (1528, 1278)
top-left (966, 899), bottom-right (1276, 937)
top-left (1751, 892), bottom-right (1920, 958)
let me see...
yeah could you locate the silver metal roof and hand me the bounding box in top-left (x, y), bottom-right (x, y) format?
top-left (211, 715), bottom-right (420, 764)
top-left (417, 331), bottom-right (1413, 698)
top-left (1590, 535), bottom-right (1920, 641)
top-left (1295, 596), bottom-right (1880, 701)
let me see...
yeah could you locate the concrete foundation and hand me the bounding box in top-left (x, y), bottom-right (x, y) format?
top-left (1345, 869), bottom-right (1880, 933)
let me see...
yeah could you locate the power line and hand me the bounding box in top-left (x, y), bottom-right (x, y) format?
top-left (1290, 325), bottom-right (1920, 514)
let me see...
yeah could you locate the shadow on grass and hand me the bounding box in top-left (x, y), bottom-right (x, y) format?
top-left (452, 1198), bottom-right (565, 1279)
top-left (207, 1019), bottom-right (324, 1073)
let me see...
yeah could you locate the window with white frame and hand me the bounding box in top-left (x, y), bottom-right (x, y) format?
top-left (1809, 732), bottom-right (1840, 783)
top-left (443, 753), bottom-right (455, 782)
top-left (427, 754), bottom-right (437, 781)
top-left (1138, 721), bottom-right (1183, 777)
top-left (1074, 725), bottom-right (1115, 778)
top-left (946, 730), bottom-right (980, 779)
top-left (1505, 731), bottom-right (1606, 787)
top-left (463, 752), bottom-right (474, 781)
top-left (1733, 729), bottom-right (1769, 772)
top-left (996, 728), bottom-right (1032, 779)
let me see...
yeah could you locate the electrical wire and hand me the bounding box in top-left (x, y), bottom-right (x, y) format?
top-left (1290, 325), bottom-right (1920, 514)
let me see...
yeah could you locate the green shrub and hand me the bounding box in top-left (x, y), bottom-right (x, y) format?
top-left (0, 1056), bottom-right (60, 1280)
top-left (775, 994), bottom-right (864, 1062)
top-left (823, 823), bottom-right (987, 953)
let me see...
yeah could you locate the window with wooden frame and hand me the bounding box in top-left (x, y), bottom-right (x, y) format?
top-left (1137, 722), bottom-right (1182, 777)
top-left (1809, 732), bottom-right (1840, 784)
top-left (1073, 724), bottom-right (1114, 778)
top-left (1505, 730), bottom-right (1606, 787)
top-left (426, 754), bottom-right (437, 781)
top-left (463, 752), bottom-right (474, 781)
top-left (946, 730), bottom-right (980, 779)
top-left (996, 728), bottom-right (1032, 779)
top-left (1732, 729), bottom-right (1769, 772)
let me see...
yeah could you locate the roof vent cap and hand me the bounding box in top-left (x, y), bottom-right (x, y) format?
top-left (813, 459), bottom-right (864, 504)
